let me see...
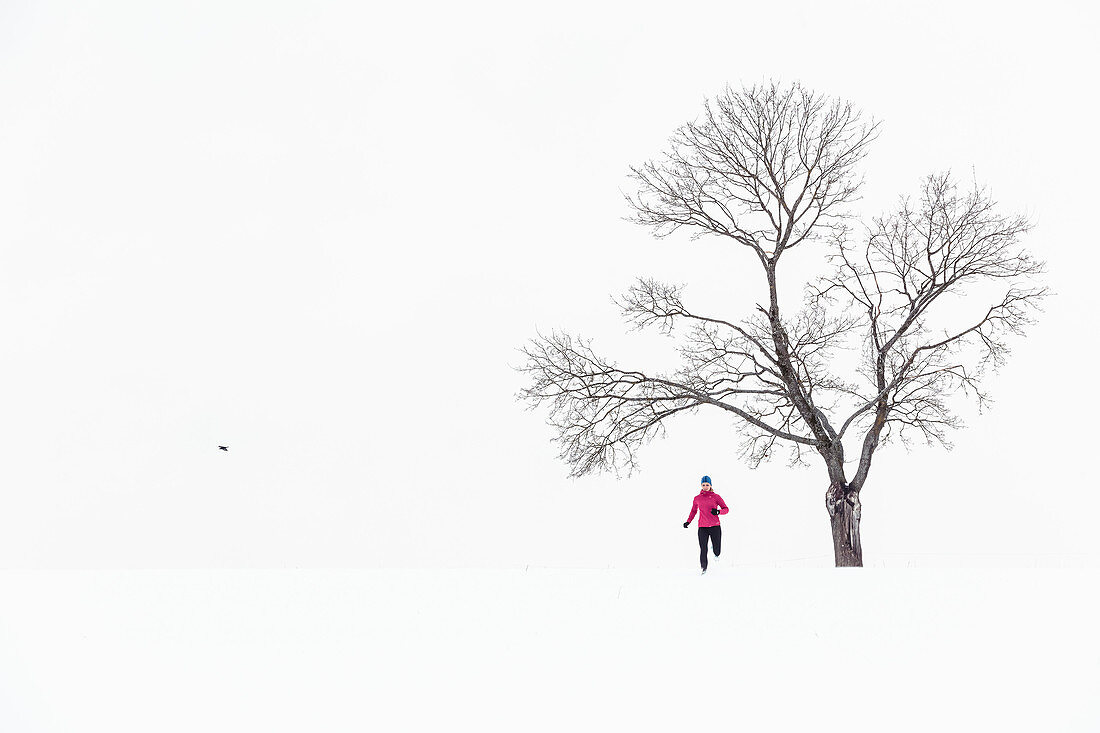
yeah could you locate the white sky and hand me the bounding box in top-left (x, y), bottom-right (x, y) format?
top-left (1, 0), bottom-right (1098, 569)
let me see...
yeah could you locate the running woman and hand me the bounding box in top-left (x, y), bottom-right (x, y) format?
top-left (683, 475), bottom-right (729, 574)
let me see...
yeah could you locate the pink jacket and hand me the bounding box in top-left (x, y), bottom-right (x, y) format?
top-left (687, 491), bottom-right (729, 528)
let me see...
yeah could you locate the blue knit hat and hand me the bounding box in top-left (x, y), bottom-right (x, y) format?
top-left (701, 475), bottom-right (712, 485)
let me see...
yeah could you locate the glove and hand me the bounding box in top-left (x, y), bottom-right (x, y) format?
top-left (683, 521), bottom-right (690, 528)
top-left (711, 508), bottom-right (720, 515)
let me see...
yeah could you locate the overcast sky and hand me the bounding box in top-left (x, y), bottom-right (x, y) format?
top-left (1, 0), bottom-right (1097, 569)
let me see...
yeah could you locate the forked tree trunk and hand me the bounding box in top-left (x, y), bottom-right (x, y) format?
top-left (826, 481), bottom-right (863, 567)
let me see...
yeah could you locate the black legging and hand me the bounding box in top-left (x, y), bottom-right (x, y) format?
top-left (698, 526), bottom-right (722, 570)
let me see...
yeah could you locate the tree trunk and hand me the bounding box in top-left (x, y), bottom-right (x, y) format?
top-left (825, 482), bottom-right (863, 567)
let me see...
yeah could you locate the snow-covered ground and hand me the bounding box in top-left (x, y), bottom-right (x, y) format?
top-left (2, 567), bottom-right (1097, 732)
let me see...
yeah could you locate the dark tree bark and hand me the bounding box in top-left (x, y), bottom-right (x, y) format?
top-left (826, 481), bottom-right (862, 567)
top-left (517, 80), bottom-right (1046, 567)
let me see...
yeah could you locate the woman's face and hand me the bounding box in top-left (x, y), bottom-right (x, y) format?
top-left (701, 482), bottom-right (712, 492)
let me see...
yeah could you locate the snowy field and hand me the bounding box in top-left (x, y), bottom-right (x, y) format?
top-left (2, 567), bottom-right (1097, 732)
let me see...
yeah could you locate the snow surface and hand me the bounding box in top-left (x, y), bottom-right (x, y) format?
top-left (2, 567), bottom-right (1097, 732)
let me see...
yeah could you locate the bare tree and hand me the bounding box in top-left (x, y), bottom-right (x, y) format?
top-left (517, 81), bottom-right (1047, 566)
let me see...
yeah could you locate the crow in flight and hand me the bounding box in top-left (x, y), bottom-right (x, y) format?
top-left (218, 446), bottom-right (229, 452)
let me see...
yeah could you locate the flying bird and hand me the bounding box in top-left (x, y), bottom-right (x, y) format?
top-left (218, 446), bottom-right (229, 452)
